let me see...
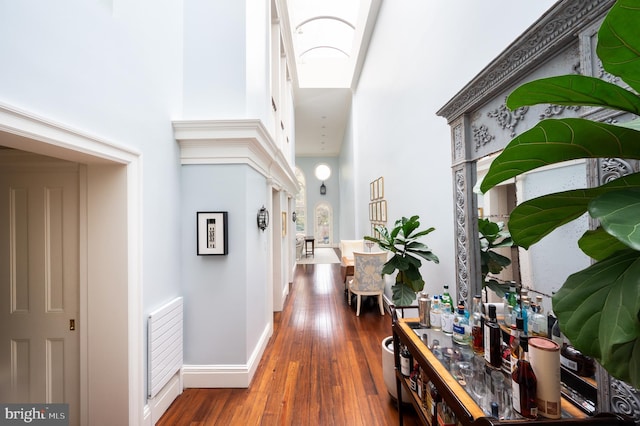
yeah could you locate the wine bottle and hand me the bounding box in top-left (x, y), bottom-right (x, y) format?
top-left (510, 317), bottom-right (524, 374)
top-left (484, 304), bottom-right (502, 368)
top-left (512, 335), bottom-right (538, 419)
top-left (400, 344), bottom-right (412, 377)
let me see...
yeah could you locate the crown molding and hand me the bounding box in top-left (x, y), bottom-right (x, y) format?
top-left (172, 119), bottom-right (299, 195)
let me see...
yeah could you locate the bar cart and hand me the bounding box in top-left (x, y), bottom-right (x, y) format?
top-left (391, 308), bottom-right (633, 426)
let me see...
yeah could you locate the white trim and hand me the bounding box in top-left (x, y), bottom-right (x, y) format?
top-left (173, 119), bottom-right (299, 195)
top-left (143, 372), bottom-right (183, 426)
top-left (0, 102), bottom-right (144, 425)
top-left (182, 321), bottom-right (272, 388)
top-left (0, 102), bottom-right (139, 164)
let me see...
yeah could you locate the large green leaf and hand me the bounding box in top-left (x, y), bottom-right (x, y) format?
top-left (579, 228), bottom-right (631, 261)
top-left (480, 118), bottom-right (640, 192)
top-left (597, 0), bottom-right (640, 94)
top-left (507, 172), bottom-right (640, 248)
top-left (589, 188), bottom-right (640, 250)
top-left (507, 75), bottom-right (640, 115)
top-left (392, 283), bottom-right (418, 306)
top-left (553, 249), bottom-right (640, 387)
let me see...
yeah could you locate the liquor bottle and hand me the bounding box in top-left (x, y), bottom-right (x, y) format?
top-left (521, 296), bottom-right (530, 335)
top-left (550, 315), bottom-right (564, 347)
top-left (512, 335), bottom-right (538, 419)
top-left (530, 296), bottom-right (548, 337)
top-left (452, 304), bottom-right (471, 345)
top-left (430, 295), bottom-right (442, 331)
top-left (441, 285), bottom-right (454, 312)
top-left (410, 363), bottom-right (419, 391)
top-left (400, 344), bottom-right (412, 377)
top-left (561, 344), bottom-right (596, 377)
top-left (511, 296), bottom-right (522, 330)
top-left (425, 380), bottom-right (441, 425)
top-left (510, 317), bottom-right (524, 374)
top-left (484, 304), bottom-right (502, 368)
top-left (471, 295), bottom-right (484, 355)
top-left (441, 303), bottom-right (454, 335)
top-left (417, 366), bottom-right (424, 401)
top-left (503, 290), bottom-right (511, 325)
top-left (507, 284), bottom-right (517, 326)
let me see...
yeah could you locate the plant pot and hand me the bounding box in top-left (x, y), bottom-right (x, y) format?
top-left (381, 336), bottom-right (412, 404)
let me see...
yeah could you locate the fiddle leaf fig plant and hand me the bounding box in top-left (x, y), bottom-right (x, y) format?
top-left (364, 215), bottom-right (439, 306)
top-left (478, 218), bottom-right (514, 298)
top-left (480, 0), bottom-right (640, 388)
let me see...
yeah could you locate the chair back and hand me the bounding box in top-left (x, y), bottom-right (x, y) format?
top-left (352, 251), bottom-right (387, 291)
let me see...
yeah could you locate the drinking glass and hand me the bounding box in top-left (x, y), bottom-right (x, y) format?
top-left (471, 356), bottom-right (486, 398)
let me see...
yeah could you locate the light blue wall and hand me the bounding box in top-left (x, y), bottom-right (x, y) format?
top-left (295, 157), bottom-right (341, 244)
top-left (181, 164), bottom-right (269, 364)
top-left (0, 0), bottom-right (185, 398)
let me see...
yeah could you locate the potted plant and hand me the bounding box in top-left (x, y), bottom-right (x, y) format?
top-left (478, 217), bottom-right (514, 299)
top-left (480, 0), bottom-right (640, 388)
top-left (364, 215), bottom-right (439, 306)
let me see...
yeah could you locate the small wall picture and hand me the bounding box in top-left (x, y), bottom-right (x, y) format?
top-left (197, 211), bottom-right (228, 255)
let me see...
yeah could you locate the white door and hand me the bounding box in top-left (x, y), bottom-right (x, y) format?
top-left (0, 156), bottom-right (79, 424)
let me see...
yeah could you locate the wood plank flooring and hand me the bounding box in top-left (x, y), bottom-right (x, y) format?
top-left (157, 260), bottom-right (420, 425)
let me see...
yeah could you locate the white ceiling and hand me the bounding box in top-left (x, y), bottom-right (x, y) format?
top-left (285, 0), bottom-right (382, 158)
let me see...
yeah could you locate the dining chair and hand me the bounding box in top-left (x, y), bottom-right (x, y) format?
top-left (348, 251), bottom-right (387, 316)
top-left (339, 239), bottom-right (364, 287)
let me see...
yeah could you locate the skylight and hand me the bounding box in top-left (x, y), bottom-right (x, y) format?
top-left (289, 0), bottom-right (361, 88)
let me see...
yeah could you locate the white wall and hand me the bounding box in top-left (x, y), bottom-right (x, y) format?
top-left (349, 0), bottom-right (556, 301)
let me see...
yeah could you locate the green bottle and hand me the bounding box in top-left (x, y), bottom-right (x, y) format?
top-left (441, 285), bottom-right (453, 312)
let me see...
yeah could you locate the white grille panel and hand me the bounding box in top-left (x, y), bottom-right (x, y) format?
top-left (148, 297), bottom-right (183, 398)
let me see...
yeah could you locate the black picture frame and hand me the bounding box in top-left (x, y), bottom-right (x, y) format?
top-left (197, 211), bottom-right (228, 255)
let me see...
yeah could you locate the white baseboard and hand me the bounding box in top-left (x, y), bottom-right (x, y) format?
top-left (182, 321), bottom-right (272, 388)
top-left (143, 371), bottom-right (182, 425)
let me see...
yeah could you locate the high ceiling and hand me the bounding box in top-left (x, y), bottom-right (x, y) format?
top-left (285, 0), bottom-right (382, 157)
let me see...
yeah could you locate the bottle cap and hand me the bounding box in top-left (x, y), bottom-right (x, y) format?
top-left (488, 304), bottom-right (497, 316)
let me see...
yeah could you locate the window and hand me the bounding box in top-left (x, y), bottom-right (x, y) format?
top-left (314, 202), bottom-right (332, 245)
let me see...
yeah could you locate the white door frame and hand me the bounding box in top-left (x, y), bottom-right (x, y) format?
top-left (0, 103), bottom-right (143, 425)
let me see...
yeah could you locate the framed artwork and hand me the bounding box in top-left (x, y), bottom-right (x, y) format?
top-left (282, 212), bottom-right (287, 237)
top-left (377, 177), bottom-right (384, 199)
top-left (197, 211), bottom-right (228, 255)
top-left (370, 182), bottom-right (375, 201)
top-left (381, 200), bottom-right (387, 222)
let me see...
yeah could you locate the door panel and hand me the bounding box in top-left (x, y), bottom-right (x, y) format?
top-left (0, 163), bottom-right (79, 424)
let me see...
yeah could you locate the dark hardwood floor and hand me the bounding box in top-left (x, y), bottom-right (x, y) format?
top-left (157, 259), bottom-right (420, 425)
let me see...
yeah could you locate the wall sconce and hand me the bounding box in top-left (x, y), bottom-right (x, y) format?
top-left (292, 211), bottom-right (297, 222)
top-left (257, 206), bottom-right (269, 231)
top-left (320, 182), bottom-right (326, 195)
